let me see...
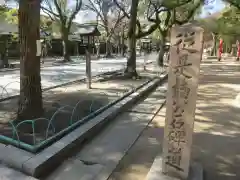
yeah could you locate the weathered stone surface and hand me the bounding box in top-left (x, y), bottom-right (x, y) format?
top-left (0, 145), bottom-right (33, 170)
top-left (22, 148), bottom-right (55, 177)
top-left (45, 159), bottom-right (103, 180)
top-left (145, 156), bottom-right (203, 180)
top-left (0, 164), bottom-right (37, 180)
top-left (0, 143), bottom-right (7, 152)
top-left (162, 23), bottom-right (204, 179)
top-left (129, 89), bottom-right (166, 114)
top-left (188, 162), bottom-right (203, 180)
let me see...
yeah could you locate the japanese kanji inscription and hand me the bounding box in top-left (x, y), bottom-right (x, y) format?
top-left (162, 24), bottom-right (204, 179)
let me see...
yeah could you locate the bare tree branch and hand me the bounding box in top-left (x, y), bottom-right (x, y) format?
top-left (41, 7), bottom-right (58, 21)
top-left (174, 0), bottom-right (202, 25)
top-left (53, 0), bottom-right (65, 23)
top-left (86, 0), bottom-right (106, 24)
top-left (67, 0), bottom-right (82, 30)
top-left (112, 0), bottom-right (130, 18)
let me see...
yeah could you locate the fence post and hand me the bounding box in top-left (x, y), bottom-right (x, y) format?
top-left (85, 49), bottom-right (91, 89)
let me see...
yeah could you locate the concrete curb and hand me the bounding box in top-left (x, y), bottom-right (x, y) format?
top-left (145, 156), bottom-right (204, 180)
top-left (205, 56), bottom-right (217, 59)
top-left (0, 72), bottom-right (168, 178)
top-left (0, 164), bottom-right (38, 180)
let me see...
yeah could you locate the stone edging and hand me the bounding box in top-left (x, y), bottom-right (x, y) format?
top-left (0, 72), bottom-right (168, 178)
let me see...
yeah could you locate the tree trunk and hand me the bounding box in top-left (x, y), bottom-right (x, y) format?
top-left (121, 31), bottom-right (125, 57)
top-left (105, 39), bottom-right (112, 58)
top-left (62, 27), bottom-right (71, 62)
top-left (0, 38), bottom-right (9, 68)
top-left (231, 45), bottom-right (234, 56)
top-left (3, 38), bottom-right (9, 67)
top-left (157, 32), bottom-right (167, 67)
top-left (17, 0), bottom-right (43, 120)
top-left (211, 33), bottom-right (217, 56)
top-left (97, 46), bottom-right (100, 58)
top-left (124, 0), bottom-right (139, 78)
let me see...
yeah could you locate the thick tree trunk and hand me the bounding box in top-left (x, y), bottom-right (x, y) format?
top-left (121, 32), bottom-right (125, 57)
top-left (120, 29), bottom-right (125, 57)
top-left (97, 45), bottom-right (100, 58)
top-left (3, 39), bottom-right (9, 67)
top-left (211, 33), bottom-right (217, 56)
top-left (157, 33), bottom-right (167, 67)
top-left (105, 32), bottom-right (112, 58)
top-left (62, 28), bottom-right (71, 62)
top-left (121, 45), bottom-right (125, 57)
top-left (17, 0), bottom-right (43, 120)
top-left (231, 46), bottom-right (234, 56)
top-left (0, 39), bottom-right (9, 68)
top-left (105, 39), bottom-right (112, 58)
top-left (124, 0), bottom-right (139, 78)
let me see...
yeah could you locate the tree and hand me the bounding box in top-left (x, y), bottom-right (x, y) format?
top-left (198, 12), bottom-right (223, 55)
top-left (114, 0), bottom-right (163, 77)
top-left (114, 0), bottom-right (204, 77)
top-left (83, 0), bottom-right (126, 57)
top-left (224, 0), bottom-right (240, 8)
top-left (216, 6), bottom-right (240, 53)
top-left (0, 6), bottom-right (18, 68)
top-left (198, 6), bottom-right (240, 55)
top-left (4, 8), bottom-right (18, 24)
top-left (17, 0), bottom-right (43, 120)
top-left (41, 0), bottom-right (82, 62)
top-left (113, 18), bottom-right (128, 56)
top-left (156, 0), bottom-right (204, 66)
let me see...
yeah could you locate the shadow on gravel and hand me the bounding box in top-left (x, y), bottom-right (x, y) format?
top-left (191, 60), bottom-right (240, 180)
top-left (98, 74), bottom-right (147, 82)
top-left (0, 72), bottom-right (149, 149)
top-left (0, 90), bottom-right (114, 146)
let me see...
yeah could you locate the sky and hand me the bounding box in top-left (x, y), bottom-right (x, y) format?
top-left (75, 0), bottom-right (227, 23)
top-left (74, 0), bottom-right (228, 23)
top-left (200, 0), bottom-right (226, 18)
top-left (1, 0), bottom-right (227, 23)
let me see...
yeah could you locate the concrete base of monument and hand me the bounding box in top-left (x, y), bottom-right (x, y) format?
top-left (145, 156), bottom-right (204, 180)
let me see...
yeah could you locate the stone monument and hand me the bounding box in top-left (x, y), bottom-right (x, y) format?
top-left (162, 23), bottom-right (204, 180)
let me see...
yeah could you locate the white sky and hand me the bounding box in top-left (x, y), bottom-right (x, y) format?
top-left (74, 11), bottom-right (96, 23)
top-left (3, 0), bottom-right (96, 24)
top-left (2, 0), bottom-right (226, 23)
top-left (0, 0), bottom-right (5, 5)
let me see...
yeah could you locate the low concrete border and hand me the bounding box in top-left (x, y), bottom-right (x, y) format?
top-left (0, 72), bottom-right (167, 178)
top-left (145, 156), bottom-right (203, 180)
top-left (205, 56), bottom-right (217, 59)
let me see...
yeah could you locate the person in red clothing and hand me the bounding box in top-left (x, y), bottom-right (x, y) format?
top-left (237, 40), bottom-right (240, 61)
top-left (218, 38), bottom-right (223, 61)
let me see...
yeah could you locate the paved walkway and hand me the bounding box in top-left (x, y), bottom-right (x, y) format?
top-left (1, 58), bottom-right (239, 180)
top-left (0, 54), bottom-right (156, 99)
top-left (192, 58), bottom-right (240, 180)
top-left (109, 58), bottom-right (240, 180)
top-left (0, 63), bottom-right (162, 180)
